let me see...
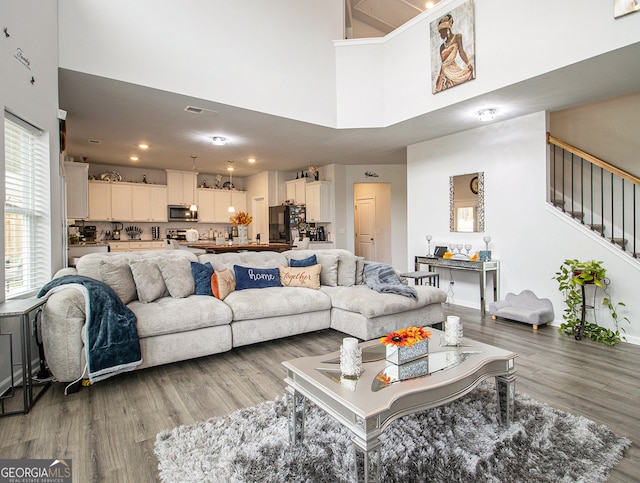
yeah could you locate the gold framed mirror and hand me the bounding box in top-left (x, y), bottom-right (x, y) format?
top-left (450, 172), bottom-right (484, 232)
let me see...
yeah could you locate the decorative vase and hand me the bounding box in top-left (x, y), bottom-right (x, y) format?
top-left (385, 339), bottom-right (428, 365)
top-left (237, 225), bottom-right (249, 245)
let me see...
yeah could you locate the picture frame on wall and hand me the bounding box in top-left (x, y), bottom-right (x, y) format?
top-left (614, 0), bottom-right (640, 18)
top-left (430, 0), bottom-right (476, 94)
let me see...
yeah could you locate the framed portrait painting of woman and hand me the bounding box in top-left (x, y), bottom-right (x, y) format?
top-left (430, 0), bottom-right (476, 94)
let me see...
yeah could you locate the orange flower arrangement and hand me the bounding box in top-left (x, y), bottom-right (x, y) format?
top-left (443, 251), bottom-right (453, 259)
top-left (230, 211), bottom-right (252, 226)
top-left (380, 326), bottom-right (431, 348)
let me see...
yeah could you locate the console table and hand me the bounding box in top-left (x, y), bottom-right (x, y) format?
top-left (414, 256), bottom-right (500, 316)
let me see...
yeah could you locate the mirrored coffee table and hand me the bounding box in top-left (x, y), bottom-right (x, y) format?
top-left (282, 329), bottom-right (517, 483)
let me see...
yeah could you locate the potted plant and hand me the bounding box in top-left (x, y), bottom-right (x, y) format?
top-left (553, 259), bottom-right (629, 346)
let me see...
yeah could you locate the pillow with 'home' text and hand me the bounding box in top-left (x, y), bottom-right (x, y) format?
top-left (233, 265), bottom-right (281, 290)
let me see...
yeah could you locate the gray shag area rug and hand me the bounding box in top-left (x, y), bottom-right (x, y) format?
top-left (154, 382), bottom-right (630, 482)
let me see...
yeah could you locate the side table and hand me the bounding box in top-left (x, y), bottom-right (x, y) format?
top-left (0, 297), bottom-right (51, 416)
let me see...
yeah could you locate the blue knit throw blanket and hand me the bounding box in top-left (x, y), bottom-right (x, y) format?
top-left (38, 275), bottom-right (142, 383)
top-left (364, 262), bottom-right (417, 299)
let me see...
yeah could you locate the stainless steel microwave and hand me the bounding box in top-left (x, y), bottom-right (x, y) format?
top-left (167, 205), bottom-right (198, 222)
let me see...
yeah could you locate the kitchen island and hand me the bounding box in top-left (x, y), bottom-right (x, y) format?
top-left (188, 243), bottom-right (292, 254)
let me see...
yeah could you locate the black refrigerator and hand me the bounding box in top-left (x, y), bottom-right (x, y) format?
top-left (269, 205), bottom-right (306, 243)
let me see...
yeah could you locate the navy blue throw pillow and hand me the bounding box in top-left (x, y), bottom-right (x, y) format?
top-left (190, 261), bottom-right (214, 295)
top-left (234, 265), bottom-right (281, 290)
top-left (289, 254), bottom-right (317, 267)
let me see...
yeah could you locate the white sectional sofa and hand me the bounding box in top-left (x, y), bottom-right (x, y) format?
top-left (40, 249), bottom-right (446, 385)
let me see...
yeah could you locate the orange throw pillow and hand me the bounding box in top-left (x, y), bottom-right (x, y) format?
top-left (211, 269), bottom-right (236, 300)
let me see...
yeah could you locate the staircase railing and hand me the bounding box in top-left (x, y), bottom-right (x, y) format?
top-left (547, 133), bottom-right (640, 258)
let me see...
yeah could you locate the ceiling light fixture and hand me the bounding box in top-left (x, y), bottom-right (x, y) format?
top-left (130, 156), bottom-right (139, 161)
top-left (212, 136), bottom-right (227, 146)
top-left (189, 156), bottom-right (198, 212)
top-left (138, 143), bottom-right (149, 149)
top-left (227, 161), bottom-right (235, 213)
top-left (248, 158), bottom-right (256, 164)
top-left (477, 108), bottom-right (496, 122)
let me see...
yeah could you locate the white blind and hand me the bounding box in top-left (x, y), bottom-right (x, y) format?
top-left (4, 112), bottom-right (51, 299)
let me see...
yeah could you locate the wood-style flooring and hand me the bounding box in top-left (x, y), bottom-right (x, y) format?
top-left (0, 305), bottom-right (638, 482)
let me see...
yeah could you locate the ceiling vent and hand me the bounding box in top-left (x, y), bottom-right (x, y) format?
top-left (88, 139), bottom-right (102, 144)
top-left (185, 105), bottom-right (219, 115)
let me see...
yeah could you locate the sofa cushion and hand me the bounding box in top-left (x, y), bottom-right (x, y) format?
top-left (279, 264), bottom-right (321, 289)
top-left (355, 256), bottom-right (366, 285)
top-left (130, 259), bottom-right (168, 303)
top-left (190, 261), bottom-right (214, 295)
top-left (289, 254), bottom-right (317, 267)
top-left (128, 295), bottom-right (232, 338)
top-left (211, 268), bottom-right (235, 300)
top-left (321, 285), bottom-right (446, 319)
top-left (99, 259), bottom-right (137, 304)
top-left (158, 256), bottom-right (195, 298)
top-left (285, 249), bottom-right (356, 286)
top-left (224, 286), bottom-right (331, 321)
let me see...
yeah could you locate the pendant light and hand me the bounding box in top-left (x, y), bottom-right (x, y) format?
top-left (189, 156), bottom-right (198, 212)
top-left (227, 160), bottom-right (235, 213)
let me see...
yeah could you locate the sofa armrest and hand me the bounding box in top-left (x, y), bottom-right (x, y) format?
top-left (42, 288), bottom-right (87, 382)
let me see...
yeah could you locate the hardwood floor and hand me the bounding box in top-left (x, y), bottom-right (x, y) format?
top-left (1, 306), bottom-right (637, 482)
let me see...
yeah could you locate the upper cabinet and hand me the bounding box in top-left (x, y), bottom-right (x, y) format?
top-left (132, 184), bottom-right (168, 222)
top-left (213, 190), bottom-right (247, 223)
top-left (286, 178), bottom-right (310, 204)
top-left (166, 169), bottom-right (198, 205)
top-left (88, 181), bottom-right (167, 222)
top-left (305, 181), bottom-right (332, 222)
top-left (65, 162), bottom-right (89, 219)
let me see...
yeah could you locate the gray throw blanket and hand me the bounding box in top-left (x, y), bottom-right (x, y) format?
top-left (364, 262), bottom-right (417, 299)
top-left (38, 275), bottom-right (142, 384)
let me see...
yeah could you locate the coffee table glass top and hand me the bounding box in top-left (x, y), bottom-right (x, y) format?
top-left (317, 344), bottom-right (481, 392)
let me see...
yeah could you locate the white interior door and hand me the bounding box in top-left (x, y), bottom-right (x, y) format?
top-left (355, 197), bottom-right (376, 260)
top-left (252, 197), bottom-right (267, 242)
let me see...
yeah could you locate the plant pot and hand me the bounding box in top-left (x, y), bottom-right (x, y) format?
top-left (237, 225), bottom-right (249, 245)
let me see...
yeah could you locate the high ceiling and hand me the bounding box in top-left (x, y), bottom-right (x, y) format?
top-left (59, 34), bottom-right (640, 179)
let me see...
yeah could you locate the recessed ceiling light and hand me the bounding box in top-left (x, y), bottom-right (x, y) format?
top-left (425, 1), bottom-right (434, 8)
top-left (248, 158), bottom-right (256, 164)
top-left (138, 143), bottom-right (149, 149)
top-left (212, 136), bottom-right (227, 146)
top-left (130, 156), bottom-right (139, 161)
top-left (477, 108), bottom-right (496, 121)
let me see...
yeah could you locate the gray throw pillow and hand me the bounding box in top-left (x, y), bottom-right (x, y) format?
top-left (355, 256), bottom-right (366, 285)
top-left (129, 259), bottom-right (168, 303)
top-left (99, 259), bottom-right (137, 304)
top-left (158, 257), bottom-right (195, 298)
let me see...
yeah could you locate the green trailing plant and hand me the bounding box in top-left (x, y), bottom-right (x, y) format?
top-left (553, 259), bottom-right (629, 346)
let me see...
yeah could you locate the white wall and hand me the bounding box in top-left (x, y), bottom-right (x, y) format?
top-left (2, 0), bottom-right (64, 280)
top-left (336, 0), bottom-right (640, 128)
top-left (408, 111), bottom-right (640, 344)
top-left (58, 0), bottom-right (343, 127)
top-left (550, 91), bottom-right (640, 176)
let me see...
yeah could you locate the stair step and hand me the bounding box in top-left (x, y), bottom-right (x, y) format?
top-left (587, 224), bottom-right (605, 235)
top-left (610, 237), bottom-right (627, 248)
top-left (566, 210), bottom-right (584, 221)
top-left (551, 199), bottom-right (565, 208)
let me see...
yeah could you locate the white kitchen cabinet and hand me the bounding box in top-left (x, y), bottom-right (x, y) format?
top-left (213, 190), bottom-right (247, 223)
top-left (65, 162), bottom-right (88, 219)
top-left (285, 178), bottom-right (310, 204)
top-left (88, 180), bottom-right (111, 221)
top-left (305, 181), bottom-right (332, 222)
top-left (132, 184), bottom-right (168, 222)
top-left (197, 189), bottom-right (216, 223)
top-left (166, 169), bottom-right (198, 205)
top-left (110, 183), bottom-right (133, 221)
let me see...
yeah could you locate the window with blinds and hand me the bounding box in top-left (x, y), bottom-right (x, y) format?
top-left (4, 111), bottom-right (51, 299)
